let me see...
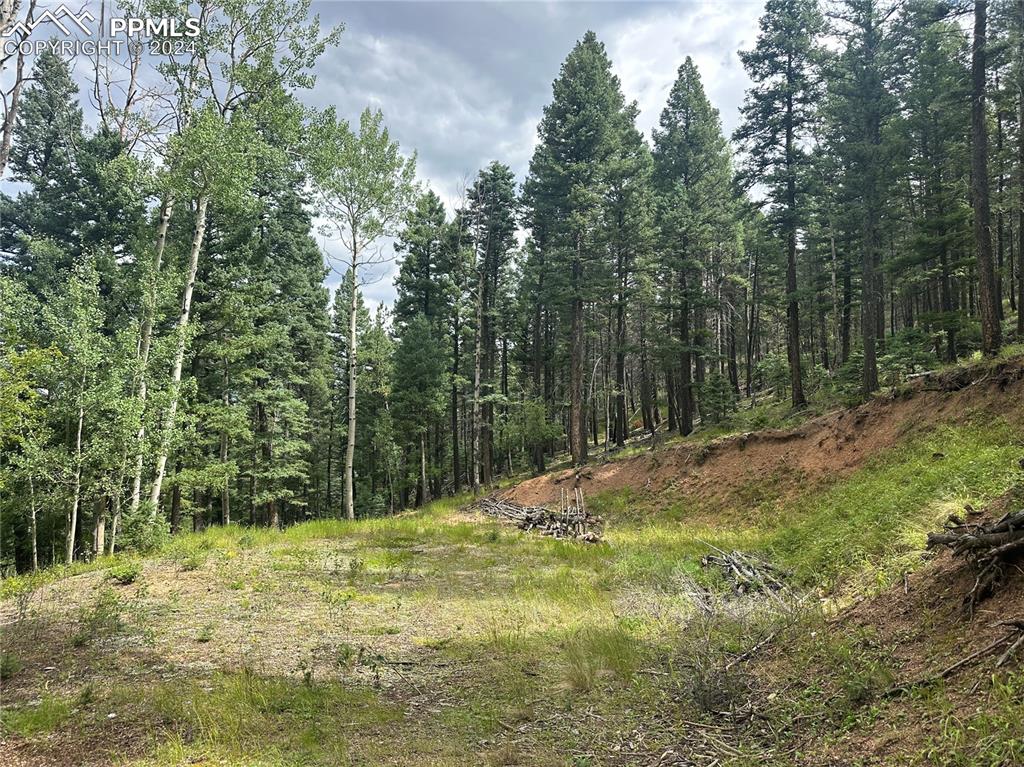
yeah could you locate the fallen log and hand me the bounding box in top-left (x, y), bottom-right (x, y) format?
top-left (926, 507), bottom-right (1024, 614)
top-left (478, 493), bottom-right (602, 542)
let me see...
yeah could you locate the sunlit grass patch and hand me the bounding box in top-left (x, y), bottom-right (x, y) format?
top-left (767, 421), bottom-right (1022, 588)
top-left (558, 622), bottom-right (643, 692)
top-left (1, 694), bottom-right (73, 737)
top-left (136, 668), bottom-right (402, 765)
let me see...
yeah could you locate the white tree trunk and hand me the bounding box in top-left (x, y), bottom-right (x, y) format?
top-left (420, 431), bottom-right (430, 506)
top-left (121, 194), bottom-right (175, 548)
top-left (67, 400), bottom-right (84, 563)
top-left (343, 255), bottom-right (359, 520)
top-left (149, 195), bottom-right (208, 513)
top-left (29, 474), bottom-right (38, 571)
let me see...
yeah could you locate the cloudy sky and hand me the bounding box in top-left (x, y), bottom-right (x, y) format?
top-left (2, 1), bottom-right (766, 307)
top-left (305, 0), bottom-right (765, 306)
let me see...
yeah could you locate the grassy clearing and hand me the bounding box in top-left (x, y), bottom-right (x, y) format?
top-left (2, 410), bottom-right (1022, 765)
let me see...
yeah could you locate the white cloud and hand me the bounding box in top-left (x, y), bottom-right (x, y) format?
top-left (603, 0), bottom-right (762, 140)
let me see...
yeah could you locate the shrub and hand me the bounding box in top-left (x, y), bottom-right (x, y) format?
top-left (0, 652), bottom-right (23, 680)
top-left (71, 587), bottom-right (123, 647)
top-left (106, 559), bottom-right (142, 585)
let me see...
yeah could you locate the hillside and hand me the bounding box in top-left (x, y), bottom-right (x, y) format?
top-left (2, 357), bottom-right (1024, 766)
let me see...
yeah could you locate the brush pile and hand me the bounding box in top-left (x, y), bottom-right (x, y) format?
top-left (478, 489), bottom-right (601, 542)
top-left (700, 544), bottom-right (791, 601)
top-left (927, 507), bottom-right (1024, 611)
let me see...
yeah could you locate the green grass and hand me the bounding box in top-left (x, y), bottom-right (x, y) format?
top-left (916, 672), bottom-right (1024, 766)
top-left (1, 694), bottom-right (72, 737)
top-left (137, 669), bottom-right (403, 766)
top-left (767, 420), bottom-right (1022, 589)
top-left (3, 372), bottom-right (1023, 766)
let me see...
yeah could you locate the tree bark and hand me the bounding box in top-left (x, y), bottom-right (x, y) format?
top-left (971, 0), bottom-right (1002, 356)
top-left (121, 195), bottom-right (175, 551)
top-left (678, 269), bottom-right (694, 435)
top-left (29, 474), bottom-right (38, 570)
top-left (569, 238), bottom-right (587, 465)
top-left (451, 306), bottom-right (461, 494)
top-left (344, 252), bottom-right (359, 520)
top-left (472, 267), bottom-right (484, 492)
top-left (149, 194), bottom-right (207, 513)
top-left (420, 431), bottom-right (430, 506)
top-left (784, 56), bottom-right (807, 408)
top-left (1018, 0), bottom-right (1024, 336)
top-left (0, 0), bottom-right (34, 176)
top-left (67, 398), bottom-right (84, 563)
top-left (614, 279), bottom-right (627, 447)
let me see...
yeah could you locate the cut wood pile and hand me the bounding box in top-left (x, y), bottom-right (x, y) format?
top-left (700, 544), bottom-right (791, 601)
top-left (478, 489), bottom-right (601, 542)
top-left (927, 506), bottom-right (1024, 612)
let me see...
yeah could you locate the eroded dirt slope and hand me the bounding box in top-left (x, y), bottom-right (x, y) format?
top-left (505, 359), bottom-right (1024, 519)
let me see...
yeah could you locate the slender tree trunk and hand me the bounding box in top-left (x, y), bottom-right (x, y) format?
top-left (420, 432), bottom-right (430, 506)
top-left (569, 240), bottom-right (587, 464)
top-left (862, 226), bottom-right (880, 394)
top-left (451, 310), bottom-right (461, 494)
top-left (746, 249), bottom-right (759, 397)
top-left (784, 66), bottom-right (807, 408)
top-left (67, 399), bottom-right (84, 563)
top-left (472, 267), bottom-right (484, 492)
top-left (678, 269), bottom-right (694, 435)
top-left (1018, 0), bottom-right (1024, 336)
top-left (841, 255), bottom-right (852, 364)
top-left (997, 94), bottom-right (1006, 320)
top-left (149, 194), bottom-right (208, 513)
top-left (93, 498), bottom-right (105, 558)
top-left (106, 491), bottom-right (120, 556)
top-left (344, 247), bottom-right (359, 520)
top-left (29, 475), bottom-right (39, 571)
top-left (971, 0), bottom-right (1002, 356)
top-left (0, 0), bottom-right (34, 176)
top-left (122, 195), bottom-right (175, 546)
top-left (614, 282), bottom-right (627, 447)
top-left (639, 305), bottom-right (654, 434)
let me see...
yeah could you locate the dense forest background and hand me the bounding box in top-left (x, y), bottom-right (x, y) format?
top-left (1, 0), bottom-right (1022, 573)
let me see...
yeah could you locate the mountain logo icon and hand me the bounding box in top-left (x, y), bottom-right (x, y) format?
top-left (3, 4), bottom-right (95, 37)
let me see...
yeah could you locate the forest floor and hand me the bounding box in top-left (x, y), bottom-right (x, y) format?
top-left (3, 356), bottom-right (1024, 766)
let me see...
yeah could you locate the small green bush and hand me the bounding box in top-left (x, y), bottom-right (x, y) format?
top-left (71, 587), bottom-right (123, 647)
top-left (0, 652), bottom-right (24, 679)
top-left (106, 559), bottom-right (142, 585)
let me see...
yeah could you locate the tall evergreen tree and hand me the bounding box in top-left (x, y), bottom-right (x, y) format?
top-left (736, 0), bottom-right (825, 408)
top-left (527, 31), bottom-right (629, 464)
top-left (653, 57), bottom-right (734, 434)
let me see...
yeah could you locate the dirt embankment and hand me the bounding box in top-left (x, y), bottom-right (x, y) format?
top-left (503, 359), bottom-right (1024, 518)
top-left (793, 485), bottom-right (1024, 765)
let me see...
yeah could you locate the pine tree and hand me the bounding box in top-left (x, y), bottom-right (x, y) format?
top-left (527, 31), bottom-right (628, 464)
top-left (971, 0), bottom-right (1003, 355)
top-left (736, 0), bottom-right (825, 408)
top-left (392, 315), bottom-right (448, 506)
top-left (826, 0), bottom-right (900, 393)
top-left (466, 162), bottom-right (517, 484)
top-left (653, 57), bottom-right (734, 434)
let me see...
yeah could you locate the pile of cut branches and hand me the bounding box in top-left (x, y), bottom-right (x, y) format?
top-left (700, 543), bottom-right (791, 604)
top-left (927, 507), bottom-right (1024, 613)
top-left (478, 490), bottom-right (601, 542)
